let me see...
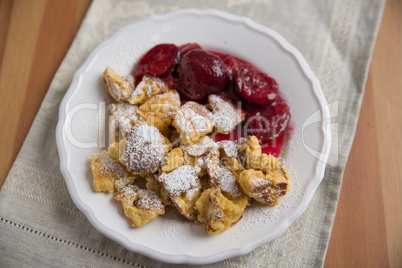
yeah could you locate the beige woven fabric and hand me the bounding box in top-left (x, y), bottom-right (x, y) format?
top-left (0, 0), bottom-right (384, 267)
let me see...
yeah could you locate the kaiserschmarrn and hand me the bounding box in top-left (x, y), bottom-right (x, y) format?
top-left (89, 66), bottom-right (291, 235)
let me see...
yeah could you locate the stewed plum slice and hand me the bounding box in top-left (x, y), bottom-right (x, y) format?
top-left (222, 55), bottom-right (248, 80)
top-left (246, 96), bottom-right (290, 142)
top-left (134, 44), bottom-right (179, 82)
top-left (235, 64), bottom-right (279, 105)
top-left (178, 49), bottom-right (230, 100)
top-left (161, 43), bottom-right (202, 89)
top-left (179, 43), bottom-right (202, 57)
top-left (222, 55), bottom-right (239, 80)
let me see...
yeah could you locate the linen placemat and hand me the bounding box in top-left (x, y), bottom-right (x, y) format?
top-left (0, 0), bottom-right (385, 267)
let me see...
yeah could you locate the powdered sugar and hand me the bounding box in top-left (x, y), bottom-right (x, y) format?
top-left (217, 140), bottom-right (238, 158)
top-left (110, 82), bottom-right (124, 101)
top-left (196, 155), bottom-right (207, 169)
top-left (98, 151), bottom-right (129, 178)
top-left (110, 116), bottom-right (130, 139)
top-left (182, 151), bottom-right (207, 171)
top-left (185, 186), bottom-right (200, 200)
top-left (109, 103), bottom-right (140, 140)
top-left (145, 85), bottom-right (156, 97)
top-left (103, 66), bottom-right (133, 102)
top-left (208, 95), bottom-right (244, 134)
top-left (131, 86), bottom-right (143, 100)
top-left (139, 90), bottom-right (181, 118)
top-left (123, 123), bottom-right (167, 174)
top-left (213, 166), bottom-right (242, 198)
top-left (249, 173), bottom-right (271, 189)
top-left (117, 185), bottom-right (164, 211)
top-left (173, 101), bottom-right (214, 143)
top-left (153, 90), bottom-right (181, 115)
top-left (181, 136), bottom-right (217, 156)
top-left (158, 165), bottom-right (201, 196)
top-left (136, 188), bottom-right (164, 210)
top-left (131, 75), bottom-right (166, 100)
top-left (116, 184), bottom-right (138, 210)
top-left (125, 74), bottom-right (135, 88)
top-left (114, 177), bottom-right (134, 190)
top-left (110, 103), bottom-right (137, 116)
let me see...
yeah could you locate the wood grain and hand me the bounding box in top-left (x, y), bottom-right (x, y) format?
top-left (0, 0), bottom-right (400, 267)
top-left (0, 0), bottom-right (91, 187)
top-left (326, 0), bottom-right (402, 267)
top-left (371, 0), bottom-right (402, 266)
top-left (0, 0), bottom-right (13, 73)
top-left (325, 74), bottom-right (389, 267)
top-left (0, 0), bottom-right (47, 184)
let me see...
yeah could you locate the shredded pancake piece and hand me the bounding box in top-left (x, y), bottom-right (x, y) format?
top-left (109, 103), bottom-right (142, 142)
top-left (159, 163), bottom-right (202, 221)
top-left (114, 185), bottom-right (165, 227)
top-left (207, 95), bottom-right (245, 134)
top-left (103, 66), bottom-right (134, 102)
top-left (204, 149), bottom-right (243, 200)
top-left (180, 135), bottom-right (217, 156)
top-left (122, 123), bottom-right (169, 174)
top-left (128, 75), bottom-right (167, 105)
top-left (90, 150), bottom-right (136, 192)
top-left (238, 136), bottom-right (262, 169)
top-left (195, 187), bottom-right (248, 235)
top-left (217, 140), bottom-right (238, 159)
top-left (136, 90), bottom-right (181, 136)
top-left (145, 174), bottom-right (171, 206)
top-left (161, 147), bottom-right (184, 173)
top-left (158, 165), bottom-right (201, 197)
top-left (210, 166), bottom-right (243, 200)
top-left (238, 167), bottom-right (289, 205)
top-left (173, 101), bottom-right (214, 145)
top-left (170, 182), bottom-right (203, 221)
top-left (182, 152), bottom-right (207, 177)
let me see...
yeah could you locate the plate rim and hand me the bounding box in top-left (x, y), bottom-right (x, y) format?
top-left (56, 8), bottom-right (331, 265)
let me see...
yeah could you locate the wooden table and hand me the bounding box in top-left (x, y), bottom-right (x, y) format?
top-left (0, 0), bottom-right (400, 267)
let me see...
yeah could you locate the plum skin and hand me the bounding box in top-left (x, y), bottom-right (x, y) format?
top-left (178, 49), bottom-right (230, 100)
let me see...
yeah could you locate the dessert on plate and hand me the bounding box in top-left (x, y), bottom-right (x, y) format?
top-left (90, 43), bottom-right (292, 235)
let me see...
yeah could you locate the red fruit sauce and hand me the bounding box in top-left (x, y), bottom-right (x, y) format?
top-left (133, 43), bottom-right (292, 157)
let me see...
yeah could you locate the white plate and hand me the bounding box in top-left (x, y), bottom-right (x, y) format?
top-left (56, 9), bottom-right (331, 265)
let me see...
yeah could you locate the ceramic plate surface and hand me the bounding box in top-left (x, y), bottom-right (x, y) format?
top-left (56, 9), bottom-right (331, 264)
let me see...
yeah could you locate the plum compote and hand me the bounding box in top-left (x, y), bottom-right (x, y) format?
top-left (178, 49), bottom-right (230, 100)
top-left (133, 44), bottom-right (179, 84)
top-left (246, 96), bottom-right (290, 142)
top-left (133, 43), bottom-right (291, 157)
top-left (235, 64), bottom-right (279, 105)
